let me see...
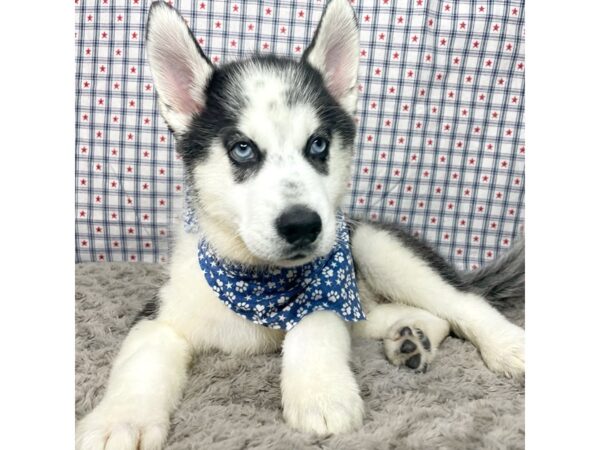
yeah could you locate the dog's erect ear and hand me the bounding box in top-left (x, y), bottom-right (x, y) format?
top-left (303, 0), bottom-right (360, 114)
top-left (146, 1), bottom-right (213, 135)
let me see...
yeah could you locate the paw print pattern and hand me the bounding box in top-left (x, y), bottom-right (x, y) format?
top-left (198, 212), bottom-right (365, 331)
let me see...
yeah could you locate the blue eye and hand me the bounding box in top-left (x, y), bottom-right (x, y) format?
top-left (309, 137), bottom-right (328, 156)
top-left (230, 142), bottom-right (256, 163)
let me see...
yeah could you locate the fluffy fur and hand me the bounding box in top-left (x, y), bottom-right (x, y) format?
top-left (76, 1), bottom-right (525, 448)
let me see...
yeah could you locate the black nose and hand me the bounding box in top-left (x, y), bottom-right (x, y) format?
top-left (276, 205), bottom-right (322, 246)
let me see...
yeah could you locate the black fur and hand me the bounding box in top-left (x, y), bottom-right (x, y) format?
top-left (350, 219), bottom-right (525, 303)
top-left (132, 295), bottom-right (161, 326)
top-left (177, 55), bottom-right (356, 182)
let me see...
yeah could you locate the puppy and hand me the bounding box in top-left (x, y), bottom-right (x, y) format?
top-left (76, 1), bottom-right (525, 448)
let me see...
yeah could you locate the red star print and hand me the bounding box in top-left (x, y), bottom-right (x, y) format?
top-left (265, 7), bottom-right (272, 15)
top-left (439, 154), bottom-right (445, 161)
top-left (230, 40), bottom-right (237, 47)
top-left (115, 49), bottom-right (121, 56)
top-left (459, 22), bottom-right (466, 29)
top-left (117, 14), bottom-right (123, 22)
top-left (428, 19), bottom-right (433, 27)
top-left (388, 200), bottom-right (395, 206)
top-left (398, 137), bottom-right (405, 144)
top-left (411, 154), bottom-right (418, 161)
top-left (444, 4), bottom-right (451, 11)
top-left (364, 14), bottom-right (370, 22)
top-left (367, 135), bottom-right (373, 142)
top-left (384, 120), bottom-right (391, 127)
top-left (280, 26), bottom-right (287, 34)
top-left (111, 213), bottom-right (117, 219)
top-left (397, 16), bottom-right (404, 24)
top-left (160, 136), bottom-right (166, 143)
top-left (131, 31), bottom-right (138, 39)
top-left (199, 2), bottom-right (206, 9)
top-left (487, 144), bottom-right (494, 150)
top-left (465, 75), bottom-right (472, 82)
top-left (110, 181), bottom-right (117, 188)
top-left (376, 184), bottom-right (382, 191)
top-left (492, 24), bottom-right (500, 32)
top-left (262, 42), bottom-right (269, 50)
top-left (380, 152), bottom-right (387, 159)
top-left (96, 131), bottom-right (103, 138)
top-left (363, 167), bottom-right (369, 174)
top-left (407, 70), bottom-right (414, 77)
top-left (113, 82), bottom-right (120, 89)
top-left (447, 203), bottom-right (454, 210)
top-left (501, 160), bottom-right (508, 168)
top-left (457, 249), bottom-right (463, 255)
top-left (159, 199), bottom-right (166, 206)
top-left (419, 89), bottom-right (426, 96)
top-left (440, 38), bottom-right (447, 46)
top-left (129, 100), bottom-right (135, 107)
top-left (80, 146), bottom-right (88, 154)
top-left (506, 43), bottom-right (513, 51)
top-left (82, 114), bottom-right (89, 121)
top-left (485, 59), bottom-right (493, 67)
top-left (432, 106), bottom-right (438, 113)
top-left (215, 21), bottom-right (221, 28)
top-left (423, 170), bottom-right (430, 177)
top-left (388, 86), bottom-right (396, 94)
top-left (412, 35), bottom-right (419, 42)
top-left (473, 40), bottom-right (480, 48)
top-left (232, 4), bottom-right (238, 12)
top-left (379, 33), bottom-right (385, 41)
top-left (80, 178), bottom-right (87, 186)
top-left (85, 48), bottom-right (91, 55)
top-left (111, 149), bottom-right (117, 156)
top-left (130, 66), bottom-right (137, 74)
top-left (392, 51), bottom-right (399, 59)
top-left (402, 104), bottom-right (409, 112)
top-left (144, 118), bottom-right (150, 125)
top-left (473, 236), bottom-right (480, 242)
top-left (375, 68), bottom-right (381, 75)
top-left (295, 46), bottom-right (302, 53)
top-left (394, 169), bottom-right (401, 176)
top-left (101, 31), bottom-right (108, 39)
top-left (370, 101), bottom-right (377, 109)
top-left (406, 185), bottom-right (413, 192)
top-left (479, 6), bottom-right (485, 12)
top-left (298, 10), bottom-right (304, 18)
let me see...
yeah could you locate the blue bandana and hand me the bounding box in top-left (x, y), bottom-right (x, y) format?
top-left (183, 191), bottom-right (365, 331)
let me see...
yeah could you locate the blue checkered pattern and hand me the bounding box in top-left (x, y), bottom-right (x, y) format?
top-left (75, 0), bottom-right (525, 270)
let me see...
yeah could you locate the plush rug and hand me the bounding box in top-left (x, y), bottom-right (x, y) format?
top-left (75, 262), bottom-right (524, 450)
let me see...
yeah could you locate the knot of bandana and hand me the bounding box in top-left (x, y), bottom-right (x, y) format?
top-left (196, 213), bottom-right (365, 331)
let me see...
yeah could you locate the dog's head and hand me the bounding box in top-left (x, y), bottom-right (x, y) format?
top-left (146, 0), bottom-right (359, 267)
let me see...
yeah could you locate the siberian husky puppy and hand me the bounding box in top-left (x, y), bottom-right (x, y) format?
top-left (76, 1), bottom-right (525, 448)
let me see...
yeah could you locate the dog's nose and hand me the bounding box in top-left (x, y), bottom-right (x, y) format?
top-left (276, 205), bottom-right (322, 246)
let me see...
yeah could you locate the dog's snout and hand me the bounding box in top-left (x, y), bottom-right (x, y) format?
top-left (276, 205), bottom-right (322, 247)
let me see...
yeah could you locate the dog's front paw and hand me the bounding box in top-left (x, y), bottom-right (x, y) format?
top-left (76, 403), bottom-right (168, 450)
top-left (282, 369), bottom-right (364, 435)
top-left (478, 322), bottom-right (525, 378)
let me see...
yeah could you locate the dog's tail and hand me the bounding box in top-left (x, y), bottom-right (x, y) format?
top-left (459, 238), bottom-right (525, 303)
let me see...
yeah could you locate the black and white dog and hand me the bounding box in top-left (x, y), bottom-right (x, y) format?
top-left (76, 1), bottom-right (524, 448)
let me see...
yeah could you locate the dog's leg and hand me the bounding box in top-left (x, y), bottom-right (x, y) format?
top-left (351, 222), bottom-right (524, 378)
top-left (353, 303), bottom-right (450, 372)
top-left (76, 318), bottom-right (191, 450)
top-left (281, 310), bottom-right (363, 435)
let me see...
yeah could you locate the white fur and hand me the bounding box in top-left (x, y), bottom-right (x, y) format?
top-left (145, 2), bottom-right (213, 135)
top-left (281, 311), bottom-right (364, 434)
top-left (351, 223), bottom-right (524, 377)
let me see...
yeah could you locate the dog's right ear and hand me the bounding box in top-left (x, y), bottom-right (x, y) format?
top-left (146, 1), bottom-right (213, 136)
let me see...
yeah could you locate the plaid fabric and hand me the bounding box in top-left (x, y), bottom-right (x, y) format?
top-left (75, 0), bottom-right (525, 270)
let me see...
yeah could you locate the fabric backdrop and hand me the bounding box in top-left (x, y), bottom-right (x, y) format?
top-left (75, 0), bottom-right (525, 270)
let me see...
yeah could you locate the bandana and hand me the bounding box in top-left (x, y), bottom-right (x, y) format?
top-left (183, 190), bottom-right (365, 331)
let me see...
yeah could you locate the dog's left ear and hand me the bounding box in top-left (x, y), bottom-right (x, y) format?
top-left (303, 0), bottom-right (360, 114)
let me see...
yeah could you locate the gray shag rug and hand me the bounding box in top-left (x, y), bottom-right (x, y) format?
top-left (76, 262), bottom-right (524, 450)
